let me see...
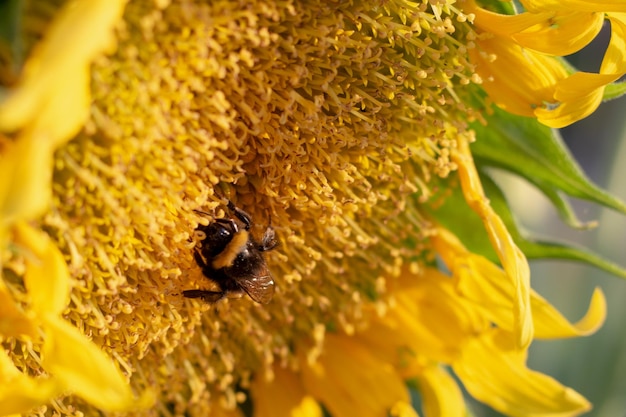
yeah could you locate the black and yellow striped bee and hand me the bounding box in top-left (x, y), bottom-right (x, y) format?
top-left (183, 200), bottom-right (278, 304)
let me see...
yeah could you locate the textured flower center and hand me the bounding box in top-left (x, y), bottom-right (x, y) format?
top-left (18, 0), bottom-right (480, 412)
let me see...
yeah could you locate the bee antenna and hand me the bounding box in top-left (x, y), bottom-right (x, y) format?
top-left (193, 209), bottom-right (212, 217)
top-left (212, 190), bottom-right (231, 205)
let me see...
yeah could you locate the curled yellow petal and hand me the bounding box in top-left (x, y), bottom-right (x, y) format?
top-left (301, 333), bottom-right (408, 417)
top-left (468, 1), bottom-right (604, 56)
top-left (389, 401), bottom-right (420, 417)
top-left (602, 13), bottom-right (626, 74)
top-left (0, 0), bottom-right (127, 145)
top-left (0, 135), bottom-right (55, 224)
top-left (0, 349), bottom-right (64, 416)
top-left (528, 13), bottom-right (626, 127)
top-left (521, 0), bottom-right (626, 13)
top-left (433, 231), bottom-right (519, 333)
top-left (0, 281), bottom-right (37, 339)
top-left (415, 366), bottom-right (465, 417)
top-left (454, 330), bottom-right (591, 417)
top-left (0, 1), bottom-right (127, 225)
top-left (534, 287), bottom-right (606, 338)
top-left (450, 137), bottom-right (532, 349)
top-left (252, 367), bottom-right (323, 417)
top-left (511, 12), bottom-right (604, 56)
top-left (359, 267), bottom-right (489, 366)
top-left (13, 222), bottom-right (69, 317)
top-left (470, 1), bottom-right (626, 127)
top-left (469, 35), bottom-right (568, 117)
top-left (534, 72), bottom-right (618, 128)
top-left (468, 0), bottom-right (554, 35)
top-left (432, 229), bottom-right (605, 339)
top-left (41, 316), bottom-right (154, 412)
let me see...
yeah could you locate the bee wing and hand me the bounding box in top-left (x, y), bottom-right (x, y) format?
top-left (236, 264), bottom-right (275, 304)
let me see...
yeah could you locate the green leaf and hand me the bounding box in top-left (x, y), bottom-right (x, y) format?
top-left (425, 173), bottom-right (626, 279)
top-left (469, 105), bottom-right (626, 228)
top-left (423, 176), bottom-right (498, 263)
top-left (476, 0), bottom-right (517, 14)
top-left (527, 185), bottom-right (597, 230)
top-left (481, 174), bottom-right (626, 279)
top-left (603, 80), bottom-right (626, 101)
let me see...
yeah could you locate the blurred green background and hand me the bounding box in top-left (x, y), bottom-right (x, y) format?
top-left (471, 22), bottom-right (626, 417)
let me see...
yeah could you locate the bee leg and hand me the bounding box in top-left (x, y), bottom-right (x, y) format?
top-left (193, 208), bottom-right (240, 232)
top-left (259, 225), bottom-right (279, 252)
top-left (193, 250), bottom-right (208, 269)
top-left (182, 289), bottom-right (225, 303)
top-left (213, 217), bottom-right (239, 232)
top-left (227, 200), bottom-right (252, 231)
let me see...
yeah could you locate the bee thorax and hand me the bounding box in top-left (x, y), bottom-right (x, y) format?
top-left (211, 230), bottom-right (249, 269)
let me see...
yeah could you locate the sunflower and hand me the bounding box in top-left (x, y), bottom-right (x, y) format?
top-left (1, 0), bottom-right (624, 416)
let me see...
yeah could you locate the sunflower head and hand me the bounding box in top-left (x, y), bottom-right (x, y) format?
top-left (1, 0), bottom-right (624, 416)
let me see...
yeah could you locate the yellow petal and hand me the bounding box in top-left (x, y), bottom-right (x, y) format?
top-left (602, 13), bottom-right (626, 74)
top-left (534, 71), bottom-right (620, 127)
top-left (534, 79), bottom-right (604, 127)
top-left (301, 333), bottom-right (408, 417)
top-left (469, 3), bottom-right (625, 128)
top-left (534, 14), bottom-right (626, 127)
top-left (0, 1), bottom-right (127, 225)
top-left (433, 231), bottom-right (605, 339)
top-left (468, 0), bottom-right (554, 36)
top-left (469, 35), bottom-right (568, 118)
top-left (0, 134), bottom-right (55, 224)
top-left (454, 330), bottom-right (591, 417)
top-left (450, 138), bottom-right (532, 349)
top-left (252, 367), bottom-right (323, 417)
top-left (511, 12), bottom-right (604, 56)
top-left (415, 366), bottom-right (465, 417)
top-left (521, 0), bottom-right (626, 13)
top-left (468, 0), bottom-right (604, 56)
top-left (13, 222), bottom-right (69, 316)
top-left (433, 232), bottom-right (518, 327)
top-left (41, 316), bottom-right (154, 412)
top-left (359, 267), bottom-right (488, 366)
top-left (0, 0), bottom-right (127, 145)
top-left (0, 280), bottom-right (38, 338)
top-left (0, 349), bottom-right (64, 415)
top-left (533, 287), bottom-right (606, 338)
top-left (389, 401), bottom-right (420, 417)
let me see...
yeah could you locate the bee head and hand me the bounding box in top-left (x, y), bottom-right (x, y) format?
top-left (196, 220), bottom-right (239, 257)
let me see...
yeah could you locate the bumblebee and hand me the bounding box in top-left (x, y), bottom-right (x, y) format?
top-left (183, 200), bottom-right (278, 304)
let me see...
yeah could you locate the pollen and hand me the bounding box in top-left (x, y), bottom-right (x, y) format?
top-left (4, 0), bottom-right (481, 414)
